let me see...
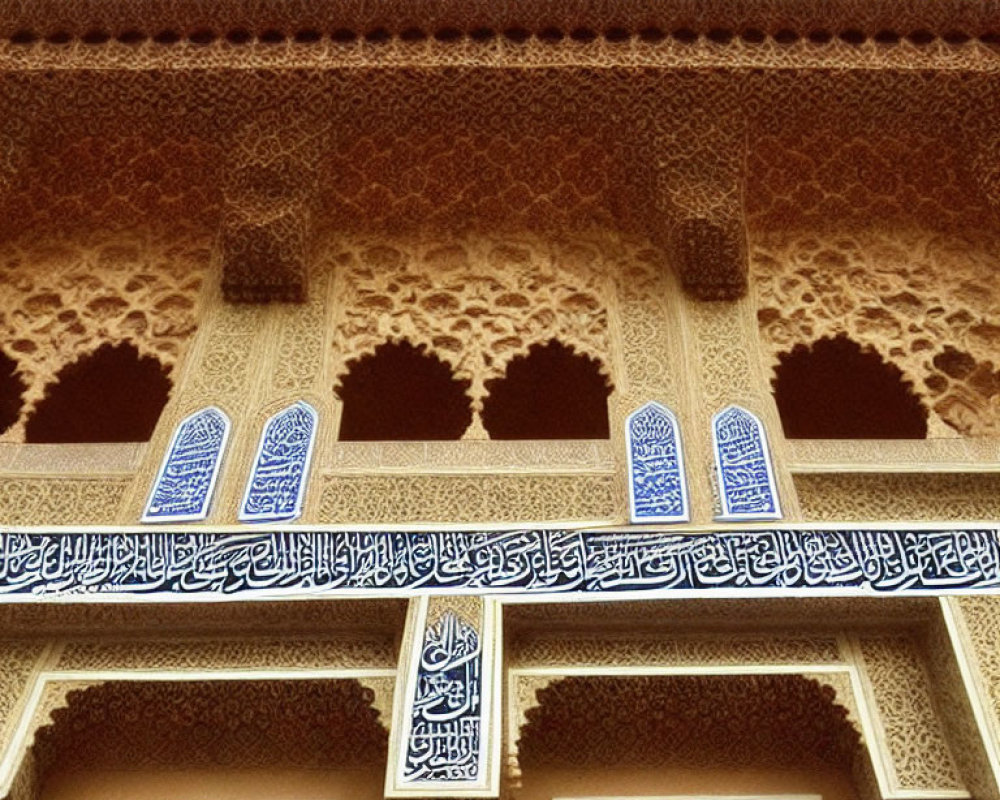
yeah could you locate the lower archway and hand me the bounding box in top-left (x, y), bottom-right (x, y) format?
top-left (20, 679), bottom-right (388, 800)
top-left (516, 674), bottom-right (871, 800)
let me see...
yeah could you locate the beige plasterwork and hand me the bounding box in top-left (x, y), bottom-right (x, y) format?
top-left (942, 597), bottom-right (1000, 799)
top-left (847, 634), bottom-right (964, 793)
top-left (754, 229), bottom-right (1000, 439)
top-left (794, 473), bottom-right (1000, 522)
top-left (505, 612), bottom-right (971, 800)
top-left (0, 231), bottom-right (208, 444)
top-left (923, 602), bottom-right (1000, 800)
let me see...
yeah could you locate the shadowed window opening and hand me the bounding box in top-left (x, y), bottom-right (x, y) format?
top-left (25, 342), bottom-right (172, 443)
top-left (773, 334), bottom-right (927, 438)
top-left (0, 350), bottom-right (26, 436)
top-left (482, 340), bottom-right (611, 440)
top-left (336, 340), bottom-right (472, 440)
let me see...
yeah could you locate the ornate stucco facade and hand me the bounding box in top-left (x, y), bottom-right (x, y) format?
top-left (1, 1), bottom-right (1000, 799)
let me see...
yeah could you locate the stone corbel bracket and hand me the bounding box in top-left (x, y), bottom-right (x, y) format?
top-left (220, 115), bottom-right (319, 303)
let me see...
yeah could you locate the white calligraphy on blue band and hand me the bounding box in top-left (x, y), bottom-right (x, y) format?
top-left (403, 611), bottom-right (482, 783)
top-left (626, 401), bottom-right (689, 524)
top-left (142, 406), bottom-right (231, 523)
top-left (1, 528), bottom-right (1000, 598)
top-left (711, 405), bottom-right (782, 521)
top-left (239, 401), bottom-right (318, 523)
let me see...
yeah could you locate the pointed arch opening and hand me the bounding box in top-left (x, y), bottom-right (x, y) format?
top-left (772, 335), bottom-right (927, 439)
top-left (335, 340), bottom-right (473, 441)
top-left (24, 680), bottom-right (388, 800)
top-left (0, 348), bottom-right (26, 436)
top-left (482, 340), bottom-right (612, 440)
top-left (517, 674), bottom-right (866, 800)
top-left (25, 342), bottom-right (172, 443)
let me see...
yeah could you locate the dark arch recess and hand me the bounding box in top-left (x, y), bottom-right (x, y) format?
top-left (0, 350), bottom-right (26, 436)
top-left (772, 334), bottom-right (927, 439)
top-left (336, 340), bottom-right (473, 441)
top-left (25, 342), bottom-right (172, 443)
top-left (482, 340), bottom-right (612, 440)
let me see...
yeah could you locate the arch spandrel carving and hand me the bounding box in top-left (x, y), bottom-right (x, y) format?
top-left (755, 230), bottom-right (1000, 439)
top-left (26, 679), bottom-right (388, 772)
top-left (511, 674), bottom-right (871, 800)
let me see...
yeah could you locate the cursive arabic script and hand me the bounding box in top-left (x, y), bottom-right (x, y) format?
top-left (404, 612), bottom-right (482, 782)
top-left (239, 402), bottom-right (318, 523)
top-left (143, 407), bottom-right (230, 523)
top-left (0, 528), bottom-right (998, 599)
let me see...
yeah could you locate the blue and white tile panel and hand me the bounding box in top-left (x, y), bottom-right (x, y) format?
top-left (389, 597), bottom-right (501, 797)
top-left (712, 405), bottom-right (782, 521)
top-left (142, 407), bottom-right (231, 523)
top-left (626, 402), bottom-right (689, 524)
top-left (239, 401), bottom-right (318, 523)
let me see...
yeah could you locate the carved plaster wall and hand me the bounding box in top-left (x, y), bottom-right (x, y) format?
top-left (506, 612), bottom-right (970, 800)
top-left (794, 473), bottom-right (1000, 521)
top-left (331, 235), bottom-right (614, 429)
top-left (0, 234), bottom-right (207, 443)
top-left (754, 230), bottom-right (1000, 438)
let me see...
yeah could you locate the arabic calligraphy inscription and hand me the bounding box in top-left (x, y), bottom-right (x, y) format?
top-left (1, 528), bottom-right (999, 598)
top-left (712, 405), bottom-right (782, 520)
top-left (404, 611), bottom-right (482, 783)
top-left (626, 402), bottom-right (689, 523)
top-left (239, 401), bottom-right (318, 522)
top-left (142, 407), bottom-right (231, 523)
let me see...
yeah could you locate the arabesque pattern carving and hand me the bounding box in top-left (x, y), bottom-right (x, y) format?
top-left (755, 230), bottom-right (1000, 437)
top-left (509, 633), bottom-right (842, 669)
top-left (921, 607), bottom-right (998, 800)
top-left (0, 642), bottom-right (46, 747)
top-left (318, 474), bottom-right (619, 524)
top-left (955, 596), bottom-right (1000, 762)
top-left (331, 235), bottom-right (614, 423)
top-left (0, 478), bottom-right (128, 525)
top-left (794, 473), bottom-right (1000, 521)
top-left (0, 598), bottom-right (407, 638)
top-left (54, 637), bottom-right (396, 671)
top-left (856, 634), bottom-right (963, 791)
top-left (0, 236), bottom-right (205, 442)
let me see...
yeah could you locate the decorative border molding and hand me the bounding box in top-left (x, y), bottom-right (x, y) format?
top-left (0, 526), bottom-right (998, 600)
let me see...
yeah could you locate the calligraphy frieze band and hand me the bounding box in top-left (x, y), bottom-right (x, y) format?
top-left (0, 527), bottom-right (998, 600)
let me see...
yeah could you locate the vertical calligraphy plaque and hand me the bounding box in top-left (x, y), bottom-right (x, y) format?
top-left (626, 401), bottom-right (690, 524)
top-left (712, 405), bottom-right (782, 521)
top-left (238, 401), bottom-right (318, 523)
top-left (142, 406), bottom-right (231, 523)
top-left (387, 596), bottom-right (501, 798)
